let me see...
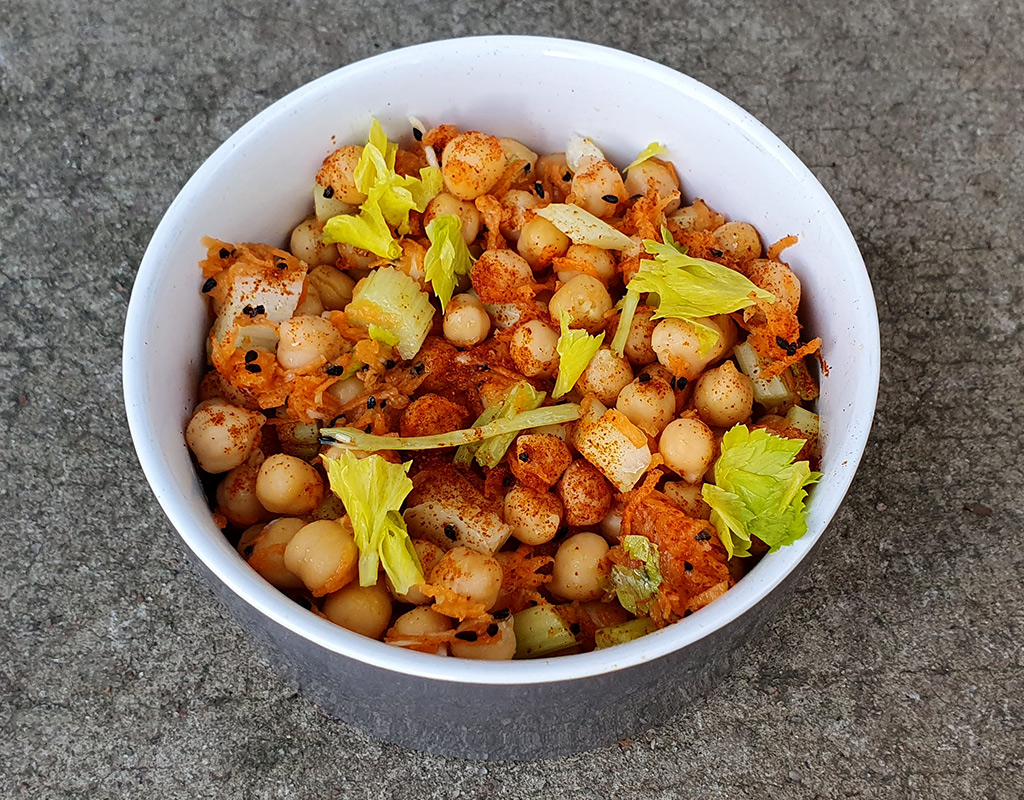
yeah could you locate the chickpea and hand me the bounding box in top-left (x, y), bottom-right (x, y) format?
top-left (425, 193), bottom-right (482, 245)
top-left (443, 293), bottom-right (491, 348)
top-left (388, 607), bottom-right (452, 656)
top-left (535, 152), bottom-right (573, 201)
top-left (576, 347), bottom-right (633, 405)
top-left (387, 539), bottom-right (444, 605)
top-left (499, 189), bottom-right (542, 244)
top-left (713, 221), bottom-right (762, 262)
top-left (504, 485), bottom-right (563, 546)
top-left (326, 375), bottom-right (362, 407)
top-left (651, 317), bottom-right (721, 379)
top-left (640, 363), bottom-right (691, 413)
top-left (570, 158), bottom-right (627, 218)
top-left (237, 522), bottom-right (266, 556)
top-left (598, 501), bottom-right (623, 543)
top-left (307, 264), bottom-right (356, 311)
top-left (662, 481), bottom-right (711, 519)
top-left (659, 418), bottom-right (715, 482)
top-left (509, 319), bottom-right (559, 377)
top-left (393, 239), bottom-right (429, 287)
top-left (429, 547), bottom-right (503, 613)
top-left (668, 199), bottom-right (724, 232)
top-left (185, 401), bottom-right (264, 474)
top-left (450, 618), bottom-right (516, 660)
top-left (309, 491), bottom-right (346, 521)
top-left (548, 274), bottom-right (613, 333)
top-left (316, 145), bottom-right (366, 204)
top-left (694, 360), bottom-right (754, 428)
top-left (607, 305), bottom-right (658, 366)
top-left (283, 518), bottom-right (359, 596)
top-left (441, 132), bottom-right (506, 200)
top-left (255, 453), bottom-right (324, 515)
top-left (703, 315), bottom-right (739, 365)
top-left (510, 433), bottom-right (573, 491)
top-left (245, 517), bottom-right (305, 590)
top-left (623, 158), bottom-right (680, 213)
top-left (557, 460), bottom-right (613, 526)
top-left (322, 579), bottom-right (393, 639)
top-left (549, 532), bottom-right (610, 602)
top-left (290, 215), bottom-right (339, 267)
top-left (517, 216), bottom-right (570, 270)
top-left (615, 375), bottom-right (676, 437)
top-left (294, 284), bottom-right (324, 317)
top-left (748, 258), bottom-right (802, 314)
top-left (277, 314), bottom-right (343, 371)
top-left (197, 369), bottom-right (260, 410)
top-left (216, 463), bottom-right (270, 528)
top-left (556, 244), bottom-right (617, 285)
top-left (470, 248), bottom-right (533, 304)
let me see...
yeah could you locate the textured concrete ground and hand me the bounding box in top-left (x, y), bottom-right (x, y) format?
top-left (2, 0), bottom-right (1022, 797)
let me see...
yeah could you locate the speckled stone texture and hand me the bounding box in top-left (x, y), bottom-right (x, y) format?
top-left (1, 0), bottom-right (1021, 797)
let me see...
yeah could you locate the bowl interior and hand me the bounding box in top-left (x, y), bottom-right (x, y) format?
top-left (123, 36), bottom-right (879, 684)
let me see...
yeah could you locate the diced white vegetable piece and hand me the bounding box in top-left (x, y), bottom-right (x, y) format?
top-left (565, 136), bottom-right (605, 173)
top-left (213, 269), bottom-right (304, 342)
top-left (231, 321), bottom-right (279, 353)
top-left (403, 470), bottom-right (511, 555)
top-left (570, 397), bottom-right (652, 492)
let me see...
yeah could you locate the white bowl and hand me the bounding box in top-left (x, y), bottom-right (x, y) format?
top-left (123, 36), bottom-right (879, 758)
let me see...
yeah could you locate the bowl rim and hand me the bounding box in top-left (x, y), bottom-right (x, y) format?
top-left (123, 34), bottom-right (879, 685)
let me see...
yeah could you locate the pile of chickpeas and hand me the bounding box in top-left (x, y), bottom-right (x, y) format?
top-left (186, 122), bottom-right (809, 658)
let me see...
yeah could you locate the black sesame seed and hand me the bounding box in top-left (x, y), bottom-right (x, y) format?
top-left (776, 336), bottom-right (799, 356)
top-left (443, 524), bottom-right (458, 541)
top-left (230, 249), bottom-right (237, 257)
top-left (502, 473), bottom-right (515, 488)
top-left (322, 185), bottom-right (334, 199)
top-left (493, 608), bottom-right (511, 620)
top-left (518, 451), bottom-right (530, 462)
top-left (219, 248), bottom-right (231, 259)
top-left (364, 425), bottom-right (372, 433)
top-left (487, 623), bottom-right (500, 637)
top-left (524, 162), bottom-right (531, 174)
top-left (412, 127), bottom-right (423, 141)
top-left (242, 305), bottom-right (255, 317)
top-left (684, 561), bottom-right (693, 572)
top-left (630, 193), bottom-right (643, 202)
top-left (385, 359), bottom-right (396, 369)
top-left (569, 623), bottom-right (581, 636)
top-left (413, 362), bottom-right (425, 375)
top-left (244, 350), bottom-right (258, 363)
top-left (378, 399), bottom-right (387, 409)
top-left (696, 530), bottom-right (712, 542)
top-left (454, 631), bottom-right (478, 642)
top-left (602, 194), bottom-right (619, 204)
top-left (242, 544), bottom-right (255, 558)
top-left (325, 364), bottom-right (344, 376)
top-left (669, 377), bottom-right (677, 390)
top-left (638, 373), bottom-right (652, 384)
top-left (254, 304), bottom-right (266, 316)
top-left (361, 364), bottom-right (370, 372)
top-left (534, 182), bottom-right (545, 198)
top-left (683, 609), bottom-right (693, 617)
top-left (245, 363), bottom-right (262, 373)
top-left (328, 415), bottom-right (345, 427)
top-left (366, 397), bottom-right (376, 409)
top-left (675, 376), bottom-right (688, 390)
top-left (709, 248), bottom-right (724, 257)
top-left (563, 171), bottom-right (572, 182)
top-left (201, 277), bottom-right (217, 293)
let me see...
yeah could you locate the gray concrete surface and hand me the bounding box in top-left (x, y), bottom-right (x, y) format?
top-left (2, 0), bottom-right (1022, 797)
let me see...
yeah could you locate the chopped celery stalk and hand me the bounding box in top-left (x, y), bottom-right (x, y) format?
top-left (513, 605), bottom-right (578, 658)
top-left (785, 405), bottom-right (819, 436)
top-left (734, 341), bottom-right (796, 408)
top-left (322, 403), bottom-right (581, 451)
top-left (452, 402), bottom-right (503, 467)
top-left (368, 324), bottom-right (399, 347)
top-left (594, 618), bottom-right (657, 649)
top-left (471, 382), bottom-right (546, 468)
top-left (610, 288), bottom-right (641, 357)
top-left (344, 267), bottom-right (433, 360)
top-left (534, 204), bottom-right (634, 250)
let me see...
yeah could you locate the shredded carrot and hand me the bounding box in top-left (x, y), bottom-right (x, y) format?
top-left (767, 234), bottom-right (798, 261)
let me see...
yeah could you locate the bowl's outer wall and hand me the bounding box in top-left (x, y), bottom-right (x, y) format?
top-left (197, 544), bottom-right (812, 759)
top-left (124, 37), bottom-right (879, 757)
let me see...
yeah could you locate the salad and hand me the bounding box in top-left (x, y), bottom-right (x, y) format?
top-left (184, 119), bottom-right (823, 659)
